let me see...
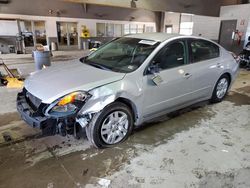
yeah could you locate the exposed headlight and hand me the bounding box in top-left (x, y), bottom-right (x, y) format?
top-left (50, 91), bottom-right (89, 115)
top-left (51, 103), bottom-right (77, 113)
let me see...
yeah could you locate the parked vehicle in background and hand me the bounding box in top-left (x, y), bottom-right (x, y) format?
top-left (17, 33), bottom-right (239, 148)
top-left (239, 36), bottom-right (250, 70)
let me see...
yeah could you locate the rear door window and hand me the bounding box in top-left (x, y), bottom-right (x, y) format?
top-left (189, 39), bottom-right (220, 63)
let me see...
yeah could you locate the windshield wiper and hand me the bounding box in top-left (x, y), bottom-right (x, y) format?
top-left (86, 61), bottom-right (111, 71)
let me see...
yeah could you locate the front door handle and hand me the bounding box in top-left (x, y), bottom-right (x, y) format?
top-left (183, 73), bottom-right (192, 79)
top-left (217, 63), bottom-right (222, 68)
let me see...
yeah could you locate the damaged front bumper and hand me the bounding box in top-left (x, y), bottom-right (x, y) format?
top-left (16, 89), bottom-right (82, 136)
top-left (16, 82), bottom-right (126, 137)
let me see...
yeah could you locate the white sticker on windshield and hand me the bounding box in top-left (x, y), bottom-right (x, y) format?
top-left (128, 65), bottom-right (134, 69)
top-left (139, 40), bottom-right (157, 46)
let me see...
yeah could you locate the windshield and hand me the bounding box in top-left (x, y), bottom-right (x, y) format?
top-left (84, 37), bottom-right (160, 73)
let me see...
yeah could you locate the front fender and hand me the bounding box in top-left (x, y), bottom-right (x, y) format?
top-left (77, 78), bottom-right (144, 125)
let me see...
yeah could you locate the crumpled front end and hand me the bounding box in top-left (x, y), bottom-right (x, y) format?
top-left (17, 77), bottom-right (141, 138)
top-left (16, 88), bottom-right (85, 137)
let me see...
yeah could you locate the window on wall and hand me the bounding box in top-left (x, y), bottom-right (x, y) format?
top-left (97, 23), bottom-right (147, 36)
top-left (97, 23), bottom-right (123, 37)
top-left (179, 14), bottom-right (193, 35)
top-left (123, 24), bottom-right (145, 35)
top-left (179, 22), bottom-right (193, 35)
top-left (114, 24), bottom-right (123, 37)
top-left (137, 24), bottom-right (144, 33)
top-left (20, 21), bottom-right (32, 33)
top-left (145, 26), bottom-right (154, 33)
top-left (97, 23), bottom-right (105, 37)
top-left (124, 24), bottom-right (130, 35)
top-left (130, 24), bottom-right (137, 34)
top-left (106, 23), bottom-right (114, 37)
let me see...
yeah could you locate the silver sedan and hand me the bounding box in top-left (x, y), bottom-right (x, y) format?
top-left (17, 33), bottom-right (239, 148)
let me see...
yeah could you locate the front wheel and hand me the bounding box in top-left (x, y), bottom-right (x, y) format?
top-left (85, 102), bottom-right (133, 148)
top-left (210, 74), bottom-right (230, 103)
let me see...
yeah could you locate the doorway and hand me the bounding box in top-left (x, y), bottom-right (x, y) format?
top-left (165, 25), bottom-right (173, 34)
top-left (218, 20), bottom-right (237, 51)
top-left (57, 22), bottom-right (78, 48)
top-left (19, 20), bottom-right (47, 46)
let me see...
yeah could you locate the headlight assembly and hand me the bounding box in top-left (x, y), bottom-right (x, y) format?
top-left (49, 91), bottom-right (89, 116)
top-left (57, 92), bottom-right (87, 106)
top-left (51, 103), bottom-right (77, 113)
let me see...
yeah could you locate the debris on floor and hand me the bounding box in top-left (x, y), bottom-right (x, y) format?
top-left (2, 132), bottom-right (12, 142)
top-left (0, 59), bottom-right (24, 89)
top-left (86, 177), bottom-right (111, 188)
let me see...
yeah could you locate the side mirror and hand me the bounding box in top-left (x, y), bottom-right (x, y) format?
top-left (147, 61), bottom-right (160, 74)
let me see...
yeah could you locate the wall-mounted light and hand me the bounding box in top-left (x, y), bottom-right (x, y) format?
top-left (56, 10), bottom-right (61, 17)
top-left (48, 9), bottom-right (62, 17)
top-left (94, 13), bottom-right (107, 18)
top-left (48, 9), bottom-right (53, 15)
top-left (129, 16), bottom-right (135, 21)
top-left (131, 0), bottom-right (138, 8)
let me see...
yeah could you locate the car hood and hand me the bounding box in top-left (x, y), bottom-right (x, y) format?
top-left (25, 60), bottom-right (125, 104)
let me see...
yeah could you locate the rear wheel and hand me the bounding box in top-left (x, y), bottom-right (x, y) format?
top-left (210, 74), bottom-right (230, 103)
top-left (85, 102), bottom-right (133, 148)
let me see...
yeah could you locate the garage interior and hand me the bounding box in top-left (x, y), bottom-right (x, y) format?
top-left (0, 0), bottom-right (250, 188)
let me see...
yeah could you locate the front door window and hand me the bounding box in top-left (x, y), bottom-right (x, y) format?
top-left (153, 41), bottom-right (186, 70)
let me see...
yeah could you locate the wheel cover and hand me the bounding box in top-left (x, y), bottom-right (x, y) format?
top-left (216, 78), bottom-right (228, 99)
top-left (101, 111), bottom-right (129, 145)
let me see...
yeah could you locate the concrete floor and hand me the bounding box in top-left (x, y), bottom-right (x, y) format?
top-left (0, 52), bottom-right (249, 188)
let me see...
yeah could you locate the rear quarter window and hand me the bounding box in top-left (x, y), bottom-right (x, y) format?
top-left (189, 39), bottom-right (220, 63)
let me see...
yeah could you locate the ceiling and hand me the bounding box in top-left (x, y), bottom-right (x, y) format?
top-left (63, 0), bottom-right (224, 16)
top-left (63, 0), bottom-right (246, 11)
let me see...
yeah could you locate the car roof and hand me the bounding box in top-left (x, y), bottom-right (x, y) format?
top-left (124, 33), bottom-right (218, 43)
top-left (124, 33), bottom-right (184, 42)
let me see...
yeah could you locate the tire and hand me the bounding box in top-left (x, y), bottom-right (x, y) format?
top-left (210, 74), bottom-right (230, 103)
top-left (85, 102), bottom-right (134, 148)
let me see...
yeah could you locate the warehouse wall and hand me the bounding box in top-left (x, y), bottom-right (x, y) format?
top-left (220, 4), bottom-right (250, 44)
top-left (192, 15), bottom-right (221, 41)
top-left (0, 14), bottom-right (156, 37)
top-left (164, 12), bottom-right (181, 34)
top-left (162, 12), bottom-right (222, 41)
top-left (0, 13), bottom-right (156, 51)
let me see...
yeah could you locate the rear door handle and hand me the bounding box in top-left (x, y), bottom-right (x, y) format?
top-left (183, 73), bottom-right (192, 79)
